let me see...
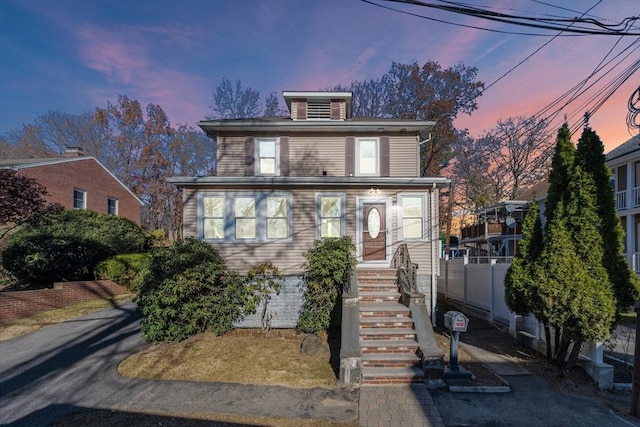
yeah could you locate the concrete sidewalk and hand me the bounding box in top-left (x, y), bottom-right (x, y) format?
top-left (358, 312), bottom-right (639, 427)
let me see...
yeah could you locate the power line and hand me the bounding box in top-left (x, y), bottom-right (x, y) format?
top-left (382, 0), bottom-right (640, 35)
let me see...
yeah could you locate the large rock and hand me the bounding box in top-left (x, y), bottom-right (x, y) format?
top-left (300, 334), bottom-right (329, 357)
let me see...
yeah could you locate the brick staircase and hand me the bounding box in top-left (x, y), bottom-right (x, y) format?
top-left (357, 268), bottom-right (424, 385)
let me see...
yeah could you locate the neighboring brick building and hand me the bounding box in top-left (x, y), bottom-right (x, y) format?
top-left (0, 147), bottom-right (143, 224)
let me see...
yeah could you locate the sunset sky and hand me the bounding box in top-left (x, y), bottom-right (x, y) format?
top-left (1, 0), bottom-right (638, 152)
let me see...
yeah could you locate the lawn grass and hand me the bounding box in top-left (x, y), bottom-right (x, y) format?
top-left (0, 294), bottom-right (133, 342)
top-left (118, 332), bottom-right (338, 389)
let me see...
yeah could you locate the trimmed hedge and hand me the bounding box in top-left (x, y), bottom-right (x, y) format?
top-left (94, 253), bottom-right (151, 291)
top-left (2, 210), bottom-right (150, 287)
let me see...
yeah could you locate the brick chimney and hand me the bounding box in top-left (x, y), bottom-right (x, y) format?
top-left (64, 146), bottom-right (84, 157)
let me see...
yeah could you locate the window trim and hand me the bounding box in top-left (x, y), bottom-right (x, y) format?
top-left (73, 188), bottom-right (86, 210)
top-left (315, 193), bottom-right (347, 239)
top-left (397, 193), bottom-right (427, 241)
top-left (256, 137), bottom-right (280, 176)
top-left (355, 137), bottom-right (379, 177)
top-left (198, 192), bottom-right (292, 243)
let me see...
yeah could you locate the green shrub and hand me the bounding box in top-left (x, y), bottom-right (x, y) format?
top-left (296, 237), bottom-right (356, 335)
top-left (136, 238), bottom-right (251, 342)
top-left (94, 253), bottom-right (151, 291)
top-left (1, 210), bottom-right (150, 287)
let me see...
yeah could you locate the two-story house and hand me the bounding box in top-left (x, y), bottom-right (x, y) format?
top-left (169, 91), bottom-right (450, 329)
top-left (1, 147), bottom-right (143, 225)
top-left (606, 133), bottom-right (640, 273)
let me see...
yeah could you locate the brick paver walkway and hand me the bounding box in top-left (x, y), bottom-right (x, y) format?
top-left (359, 384), bottom-right (445, 427)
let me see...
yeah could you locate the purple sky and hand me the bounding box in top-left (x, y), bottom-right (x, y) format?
top-left (1, 0), bottom-right (638, 151)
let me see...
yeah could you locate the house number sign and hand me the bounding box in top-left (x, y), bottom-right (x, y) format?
top-left (368, 208), bottom-right (381, 239)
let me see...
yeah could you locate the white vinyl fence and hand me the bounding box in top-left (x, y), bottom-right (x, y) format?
top-left (437, 256), bottom-right (612, 388)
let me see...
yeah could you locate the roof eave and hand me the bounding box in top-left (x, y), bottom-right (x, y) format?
top-left (167, 176), bottom-right (450, 189)
top-left (197, 120), bottom-right (437, 135)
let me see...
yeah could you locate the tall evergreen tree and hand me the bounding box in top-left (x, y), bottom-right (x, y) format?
top-left (504, 201), bottom-right (543, 315)
top-left (576, 126), bottom-right (640, 316)
top-left (545, 124), bottom-right (575, 227)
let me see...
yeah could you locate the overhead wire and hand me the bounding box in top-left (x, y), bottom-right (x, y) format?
top-left (379, 0), bottom-right (640, 35)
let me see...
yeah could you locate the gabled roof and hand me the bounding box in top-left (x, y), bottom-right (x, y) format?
top-left (0, 156), bottom-right (144, 205)
top-left (606, 134), bottom-right (640, 162)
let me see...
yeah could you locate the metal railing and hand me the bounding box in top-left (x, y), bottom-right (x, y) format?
top-left (391, 243), bottom-right (418, 296)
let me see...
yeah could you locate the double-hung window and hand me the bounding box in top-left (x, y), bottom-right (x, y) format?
top-left (73, 189), bottom-right (86, 210)
top-left (203, 196), bottom-right (225, 239)
top-left (399, 194), bottom-right (425, 240)
top-left (107, 197), bottom-right (118, 215)
top-left (267, 196), bottom-right (288, 239)
top-left (257, 138), bottom-right (278, 176)
top-left (356, 138), bottom-right (378, 176)
top-left (235, 197), bottom-right (256, 239)
top-left (316, 194), bottom-right (346, 238)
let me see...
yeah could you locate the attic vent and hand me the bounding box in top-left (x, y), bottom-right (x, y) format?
top-left (307, 101), bottom-right (331, 119)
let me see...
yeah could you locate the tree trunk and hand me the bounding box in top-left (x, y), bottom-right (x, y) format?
top-left (544, 324), bottom-right (553, 361)
top-left (554, 334), bottom-right (571, 368)
top-left (566, 338), bottom-right (583, 370)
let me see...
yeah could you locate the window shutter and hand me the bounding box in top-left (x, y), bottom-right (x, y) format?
top-left (380, 136), bottom-right (390, 177)
top-left (244, 137), bottom-right (255, 176)
top-left (345, 137), bottom-right (355, 177)
top-left (330, 100), bottom-right (341, 120)
top-left (296, 100), bottom-right (307, 120)
top-left (280, 136), bottom-right (289, 176)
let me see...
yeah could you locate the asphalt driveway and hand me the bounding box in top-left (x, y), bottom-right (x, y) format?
top-left (0, 302), bottom-right (358, 426)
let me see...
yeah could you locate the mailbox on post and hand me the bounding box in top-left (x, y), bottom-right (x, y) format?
top-left (444, 311), bottom-right (468, 333)
top-left (443, 311), bottom-right (472, 382)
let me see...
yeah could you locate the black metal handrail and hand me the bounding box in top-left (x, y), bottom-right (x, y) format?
top-left (391, 243), bottom-right (418, 297)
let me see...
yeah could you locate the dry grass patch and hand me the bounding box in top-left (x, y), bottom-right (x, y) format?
top-left (119, 332), bottom-right (337, 388)
top-left (0, 294), bottom-right (133, 342)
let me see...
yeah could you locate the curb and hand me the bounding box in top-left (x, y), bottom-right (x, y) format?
top-left (448, 385), bottom-right (511, 393)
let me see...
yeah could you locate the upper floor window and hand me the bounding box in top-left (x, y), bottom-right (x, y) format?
top-left (357, 138), bottom-right (379, 176)
top-left (398, 194), bottom-right (426, 240)
top-left (244, 137), bottom-right (289, 177)
top-left (316, 193), bottom-right (346, 238)
top-left (107, 197), bottom-right (118, 215)
top-left (73, 189), bottom-right (86, 210)
top-left (257, 138), bottom-right (279, 176)
top-left (346, 136), bottom-right (389, 177)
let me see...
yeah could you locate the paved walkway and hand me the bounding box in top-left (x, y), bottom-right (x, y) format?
top-left (359, 384), bottom-right (444, 427)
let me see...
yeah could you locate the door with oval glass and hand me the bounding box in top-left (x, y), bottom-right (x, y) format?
top-left (363, 203), bottom-right (386, 261)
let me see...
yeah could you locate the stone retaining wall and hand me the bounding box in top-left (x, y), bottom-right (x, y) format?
top-left (0, 280), bottom-right (127, 323)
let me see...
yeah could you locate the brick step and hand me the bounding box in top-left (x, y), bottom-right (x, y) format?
top-left (359, 302), bottom-right (409, 318)
top-left (360, 327), bottom-right (416, 341)
top-left (359, 316), bottom-right (414, 329)
top-left (358, 291), bottom-right (401, 302)
top-left (361, 366), bottom-right (424, 385)
top-left (358, 283), bottom-right (399, 292)
top-left (357, 269), bottom-right (396, 277)
top-left (361, 352), bottom-right (421, 369)
top-left (360, 339), bottom-right (419, 354)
